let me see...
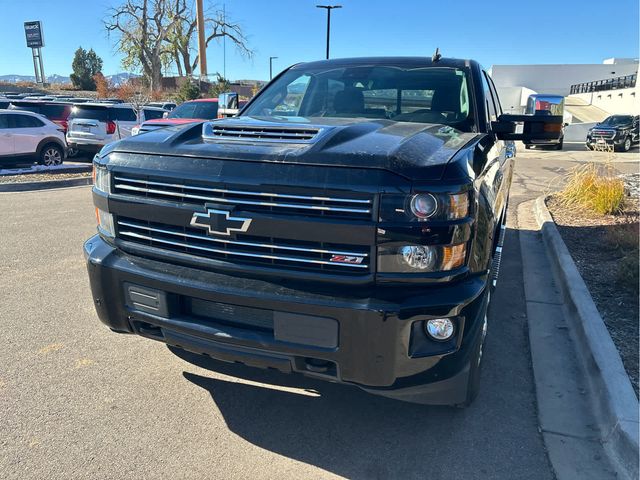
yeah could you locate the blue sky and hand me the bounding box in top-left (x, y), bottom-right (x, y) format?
top-left (1, 0), bottom-right (638, 81)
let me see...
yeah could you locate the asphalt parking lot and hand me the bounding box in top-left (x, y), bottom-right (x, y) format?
top-left (0, 145), bottom-right (637, 479)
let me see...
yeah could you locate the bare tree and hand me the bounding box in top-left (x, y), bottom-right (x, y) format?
top-left (166, 0), bottom-right (253, 77)
top-left (105, 0), bottom-right (187, 90)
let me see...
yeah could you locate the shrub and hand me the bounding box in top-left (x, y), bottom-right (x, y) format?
top-left (559, 163), bottom-right (625, 215)
top-left (177, 81), bottom-right (200, 102)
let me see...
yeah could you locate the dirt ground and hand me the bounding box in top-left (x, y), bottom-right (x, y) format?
top-left (547, 195), bottom-right (639, 397)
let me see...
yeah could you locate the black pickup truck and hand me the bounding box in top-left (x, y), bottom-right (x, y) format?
top-left (586, 114), bottom-right (639, 152)
top-left (85, 57), bottom-right (561, 406)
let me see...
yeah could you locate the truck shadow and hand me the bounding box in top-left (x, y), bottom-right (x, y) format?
top-left (168, 226), bottom-right (552, 479)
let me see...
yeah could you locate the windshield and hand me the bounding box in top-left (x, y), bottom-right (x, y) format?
top-left (601, 115), bottom-right (632, 126)
top-left (242, 64), bottom-right (474, 130)
top-left (169, 101), bottom-right (218, 119)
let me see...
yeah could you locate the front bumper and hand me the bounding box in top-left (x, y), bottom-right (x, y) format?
top-left (84, 234), bottom-right (489, 404)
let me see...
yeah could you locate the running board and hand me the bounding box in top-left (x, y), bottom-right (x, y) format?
top-left (491, 224), bottom-right (507, 287)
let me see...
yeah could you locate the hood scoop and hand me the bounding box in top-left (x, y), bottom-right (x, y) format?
top-left (203, 121), bottom-right (322, 143)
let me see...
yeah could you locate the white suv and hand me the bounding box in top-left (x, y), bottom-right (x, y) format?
top-left (0, 109), bottom-right (67, 166)
top-left (66, 103), bottom-right (167, 154)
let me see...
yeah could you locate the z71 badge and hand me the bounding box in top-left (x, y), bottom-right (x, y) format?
top-left (329, 255), bottom-right (364, 265)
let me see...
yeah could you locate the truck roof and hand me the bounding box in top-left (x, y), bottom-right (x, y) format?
top-left (292, 56), bottom-right (476, 70)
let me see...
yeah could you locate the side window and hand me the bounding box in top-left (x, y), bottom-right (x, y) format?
top-left (143, 109), bottom-right (165, 120)
top-left (13, 114), bottom-right (44, 128)
top-left (481, 71), bottom-right (497, 124)
top-left (486, 74), bottom-right (503, 116)
top-left (111, 108), bottom-right (137, 122)
top-left (0, 114), bottom-right (8, 129)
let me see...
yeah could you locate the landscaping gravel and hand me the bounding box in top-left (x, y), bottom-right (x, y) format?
top-left (0, 172), bottom-right (92, 184)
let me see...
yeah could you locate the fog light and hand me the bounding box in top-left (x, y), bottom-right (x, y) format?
top-left (425, 318), bottom-right (454, 341)
top-left (401, 245), bottom-right (437, 270)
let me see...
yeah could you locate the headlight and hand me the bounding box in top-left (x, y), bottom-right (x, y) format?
top-left (410, 194), bottom-right (438, 219)
top-left (93, 164), bottom-right (110, 193)
top-left (377, 243), bottom-right (466, 273)
top-left (380, 192), bottom-right (470, 222)
top-left (95, 208), bottom-right (115, 237)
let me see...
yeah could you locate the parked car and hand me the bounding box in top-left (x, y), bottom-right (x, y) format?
top-left (146, 101), bottom-right (177, 111)
top-left (66, 103), bottom-right (167, 154)
top-left (8, 101), bottom-right (73, 133)
top-left (132, 98), bottom-right (219, 135)
top-left (523, 94), bottom-right (565, 150)
top-left (586, 114), bottom-right (639, 152)
top-left (85, 56), bottom-right (562, 406)
top-left (0, 109), bottom-right (66, 166)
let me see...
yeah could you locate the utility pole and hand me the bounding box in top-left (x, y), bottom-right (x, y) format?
top-left (269, 56), bottom-right (278, 80)
top-left (196, 0), bottom-right (207, 79)
top-left (316, 5), bottom-right (341, 59)
top-left (223, 2), bottom-right (226, 80)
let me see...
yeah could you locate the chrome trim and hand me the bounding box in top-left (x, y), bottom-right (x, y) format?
top-left (113, 183), bottom-right (372, 214)
top-left (113, 176), bottom-right (371, 204)
top-left (118, 229), bottom-right (368, 269)
top-left (117, 220), bottom-right (369, 257)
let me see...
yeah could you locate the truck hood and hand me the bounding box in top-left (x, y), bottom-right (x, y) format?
top-left (106, 116), bottom-right (480, 181)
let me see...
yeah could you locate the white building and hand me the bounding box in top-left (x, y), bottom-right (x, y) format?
top-left (490, 59), bottom-right (639, 117)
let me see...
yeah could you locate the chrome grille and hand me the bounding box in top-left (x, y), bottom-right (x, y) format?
top-left (591, 129), bottom-right (615, 139)
top-left (203, 122), bottom-right (320, 142)
top-left (112, 175), bottom-right (373, 220)
top-left (116, 218), bottom-right (370, 272)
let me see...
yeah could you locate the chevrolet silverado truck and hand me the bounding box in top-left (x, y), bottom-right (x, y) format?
top-left (586, 114), bottom-right (639, 152)
top-left (84, 57), bottom-right (562, 406)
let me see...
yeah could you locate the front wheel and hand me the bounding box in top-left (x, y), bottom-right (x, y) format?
top-left (524, 144), bottom-right (532, 150)
top-left (40, 144), bottom-right (63, 166)
top-left (554, 138), bottom-right (564, 150)
top-left (621, 137), bottom-right (632, 152)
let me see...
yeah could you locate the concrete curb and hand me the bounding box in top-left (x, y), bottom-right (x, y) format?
top-left (0, 177), bottom-right (92, 192)
top-left (534, 195), bottom-right (639, 480)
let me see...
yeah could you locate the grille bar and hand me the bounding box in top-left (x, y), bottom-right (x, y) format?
top-left (118, 227), bottom-right (368, 269)
top-left (113, 176), bottom-right (371, 204)
top-left (112, 176), bottom-right (373, 216)
top-left (117, 220), bottom-right (369, 257)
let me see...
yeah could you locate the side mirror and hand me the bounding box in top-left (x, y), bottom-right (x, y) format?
top-left (492, 114), bottom-right (564, 142)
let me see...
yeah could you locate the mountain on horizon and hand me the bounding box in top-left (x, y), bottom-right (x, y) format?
top-left (0, 72), bottom-right (140, 86)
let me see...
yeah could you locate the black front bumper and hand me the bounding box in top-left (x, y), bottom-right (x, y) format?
top-left (84, 234), bottom-right (488, 404)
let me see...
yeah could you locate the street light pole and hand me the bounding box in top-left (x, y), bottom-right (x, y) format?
top-left (316, 5), bottom-right (342, 59)
top-left (269, 56), bottom-right (278, 80)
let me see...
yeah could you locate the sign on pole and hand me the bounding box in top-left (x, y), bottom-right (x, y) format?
top-left (24, 21), bottom-right (44, 48)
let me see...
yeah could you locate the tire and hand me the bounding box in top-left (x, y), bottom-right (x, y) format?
top-left (40, 144), bottom-right (63, 166)
top-left (586, 143), bottom-right (594, 151)
top-left (555, 138), bottom-right (563, 150)
top-left (456, 289), bottom-right (490, 408)
top-left (524, 144), bottom-right (531, 150)
top-left (622, 136), bottom-right (632, 152)
top-left (67, 146), bottom-right (78, 158)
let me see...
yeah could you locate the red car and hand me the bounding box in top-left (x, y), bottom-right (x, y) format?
top-left (133, 98), bottom-right (219, 135)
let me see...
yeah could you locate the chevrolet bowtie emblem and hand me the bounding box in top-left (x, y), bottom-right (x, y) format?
top-left (190, 206), bottom-right (252, 236)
